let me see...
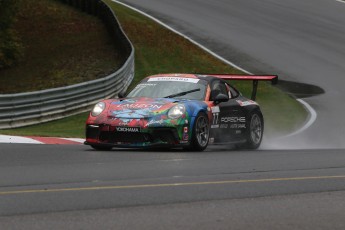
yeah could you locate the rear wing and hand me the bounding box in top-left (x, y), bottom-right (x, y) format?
top-left (209, 74), bottom-right (278, 101)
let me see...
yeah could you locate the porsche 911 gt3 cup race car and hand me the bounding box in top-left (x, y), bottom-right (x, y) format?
top-left (85, 74), bottom-right (278, 151)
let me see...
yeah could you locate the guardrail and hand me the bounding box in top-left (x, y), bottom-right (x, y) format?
top-left (0, 0), bottom-right (134, 129)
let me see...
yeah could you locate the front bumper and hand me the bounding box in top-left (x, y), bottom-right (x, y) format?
top-left (85, 124), bottom-right (189, 148)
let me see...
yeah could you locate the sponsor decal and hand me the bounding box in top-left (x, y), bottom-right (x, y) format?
top-left (136, 83), bottom-right (157, 87)
top-left (221, 117), bottom-right (246, 123)
top-left (230, 124), bottom-right (246, 129)
top-left (182, 126), bottom-right (189, 141)
top-left (115, 127), bottom-right (140, 132)
top-left (236, 100), bottom-right (258, 107)
top-left (115, 104), bottom-right (163, 109)
top-left (183, 133), bottom-right (189, 141)
top-left (148, 77), bottom-right (199, 83)
top-left (145, 119), bottom-right (165, 127)
top-left (209, 137), bottom-right (214, 144)
top-left (211, 106), bottom-right (220, 128)
top-left (211, 106), bottom-right (220, 113)
top-left (119, 121), bottom-right (129, 126)
top-left (220, 124), bottom-right (228, 129)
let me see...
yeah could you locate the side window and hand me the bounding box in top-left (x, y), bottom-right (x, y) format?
top-left (229, 85), bottom-right (239, 98)
top-left (219, 83), bottom-right (228, 95)
top-left (211, 80), bottom-right (228, 100)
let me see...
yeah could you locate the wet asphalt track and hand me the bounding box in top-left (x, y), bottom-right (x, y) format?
top-left (1, 0), bottom-right (345, 229)
top-left (1, 144), bottom-right (345, 229)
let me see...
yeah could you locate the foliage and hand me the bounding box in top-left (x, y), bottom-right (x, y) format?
top-left (0, 0), bottom-right (121, 93)
top-left (0, 0), bottom-right (23, 69)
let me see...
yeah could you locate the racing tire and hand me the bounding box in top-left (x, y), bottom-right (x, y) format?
top-left (91, 145), bottom-right (112, 151)
top-left (188, 112), bottom-right (210, 151)
top-left (242, 111), bottom-right (264, 150)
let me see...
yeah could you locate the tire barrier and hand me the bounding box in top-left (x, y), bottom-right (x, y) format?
top-left (0, 0), bottom-right (134, 129)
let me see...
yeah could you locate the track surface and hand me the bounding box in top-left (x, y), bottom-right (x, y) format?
top-left (1, 144), bottom-right (345, 229)
top-left (2, 0), bottom-right (345, 229)
top-left (118, 0), bottom-right (345, 149)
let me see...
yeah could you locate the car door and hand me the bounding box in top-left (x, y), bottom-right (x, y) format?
top-left (209, 80), bottom-right (246, 142)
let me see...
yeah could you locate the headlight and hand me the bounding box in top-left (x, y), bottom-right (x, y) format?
top-left (168, 104), bottom-right (186, 119)
top-left (91, 102), bottom-right (106, 117)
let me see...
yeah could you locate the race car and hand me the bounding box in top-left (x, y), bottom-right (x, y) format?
top-left (85, 73), bottom-right (278, 151)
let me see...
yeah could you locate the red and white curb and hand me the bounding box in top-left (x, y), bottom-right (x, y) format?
top-left (0, 134), bottom-right (84, 145)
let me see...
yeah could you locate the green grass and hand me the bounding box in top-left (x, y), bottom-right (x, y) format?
top-left (0, 112), bottom-right (88, 137)
top-left (0, 0), bottom-right (308, 138)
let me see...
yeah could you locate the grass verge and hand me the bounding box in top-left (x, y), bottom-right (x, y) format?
top-left (0, 0), bottom-right (308, 138)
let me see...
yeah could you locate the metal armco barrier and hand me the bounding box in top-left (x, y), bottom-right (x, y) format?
top-left (0, 0), bottom-right (134, 129)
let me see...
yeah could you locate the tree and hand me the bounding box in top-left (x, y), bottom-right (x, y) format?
top-left (0, 0), bottom-right (23, 69)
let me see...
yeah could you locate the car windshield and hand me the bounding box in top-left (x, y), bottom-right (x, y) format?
top-left (127, 78), bottom-right (207, 100)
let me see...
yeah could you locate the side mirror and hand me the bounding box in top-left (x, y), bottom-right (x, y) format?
top-left (118, 91), bottom-right (126, 98)
top-left (214, 93), bottom-right (229, 104)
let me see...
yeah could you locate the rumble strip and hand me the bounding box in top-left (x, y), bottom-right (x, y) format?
top-left (0, 135), bottom-right (84, 145)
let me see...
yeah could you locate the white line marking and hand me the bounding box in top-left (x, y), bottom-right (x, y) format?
top-left (285, 99), bottom-right (317, 137)
top-left (335, 0), bottom-right (345, 4)
top-left (111, 0), bottom-right (317, 136)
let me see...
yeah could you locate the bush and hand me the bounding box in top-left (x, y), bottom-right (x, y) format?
top-left (0, 0), bottom-right (23, 69)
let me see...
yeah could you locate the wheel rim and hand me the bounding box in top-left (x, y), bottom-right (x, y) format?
top-left (250, 114), bottom-right (262, 145)
top-left (196, 116), bottom-right (209, 147)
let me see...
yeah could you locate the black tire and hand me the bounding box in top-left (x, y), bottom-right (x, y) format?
top-left (91, 145), bottom-right (112, 151)
top-left (242, 111), bottom-right (264, 149)
top-left (189, 112), bottom-right (210, 151)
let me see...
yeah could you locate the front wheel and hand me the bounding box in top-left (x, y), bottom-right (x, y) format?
top-left (189, 113), bottom-right (210, 151)
top-left (242, 111), bottom-right (264, 149)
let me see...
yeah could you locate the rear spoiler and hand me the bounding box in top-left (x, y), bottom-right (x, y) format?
top-left (208, 74), bottom-right (278, 101)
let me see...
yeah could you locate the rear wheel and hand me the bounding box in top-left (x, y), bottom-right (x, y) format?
top-left (189, 113), bottom-right (210, 151)
top-left (242, 111), bottom-right (264, 149)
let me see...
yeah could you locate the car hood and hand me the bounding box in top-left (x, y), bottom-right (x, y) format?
top-left (107, 97), bottom-right (179, 119)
